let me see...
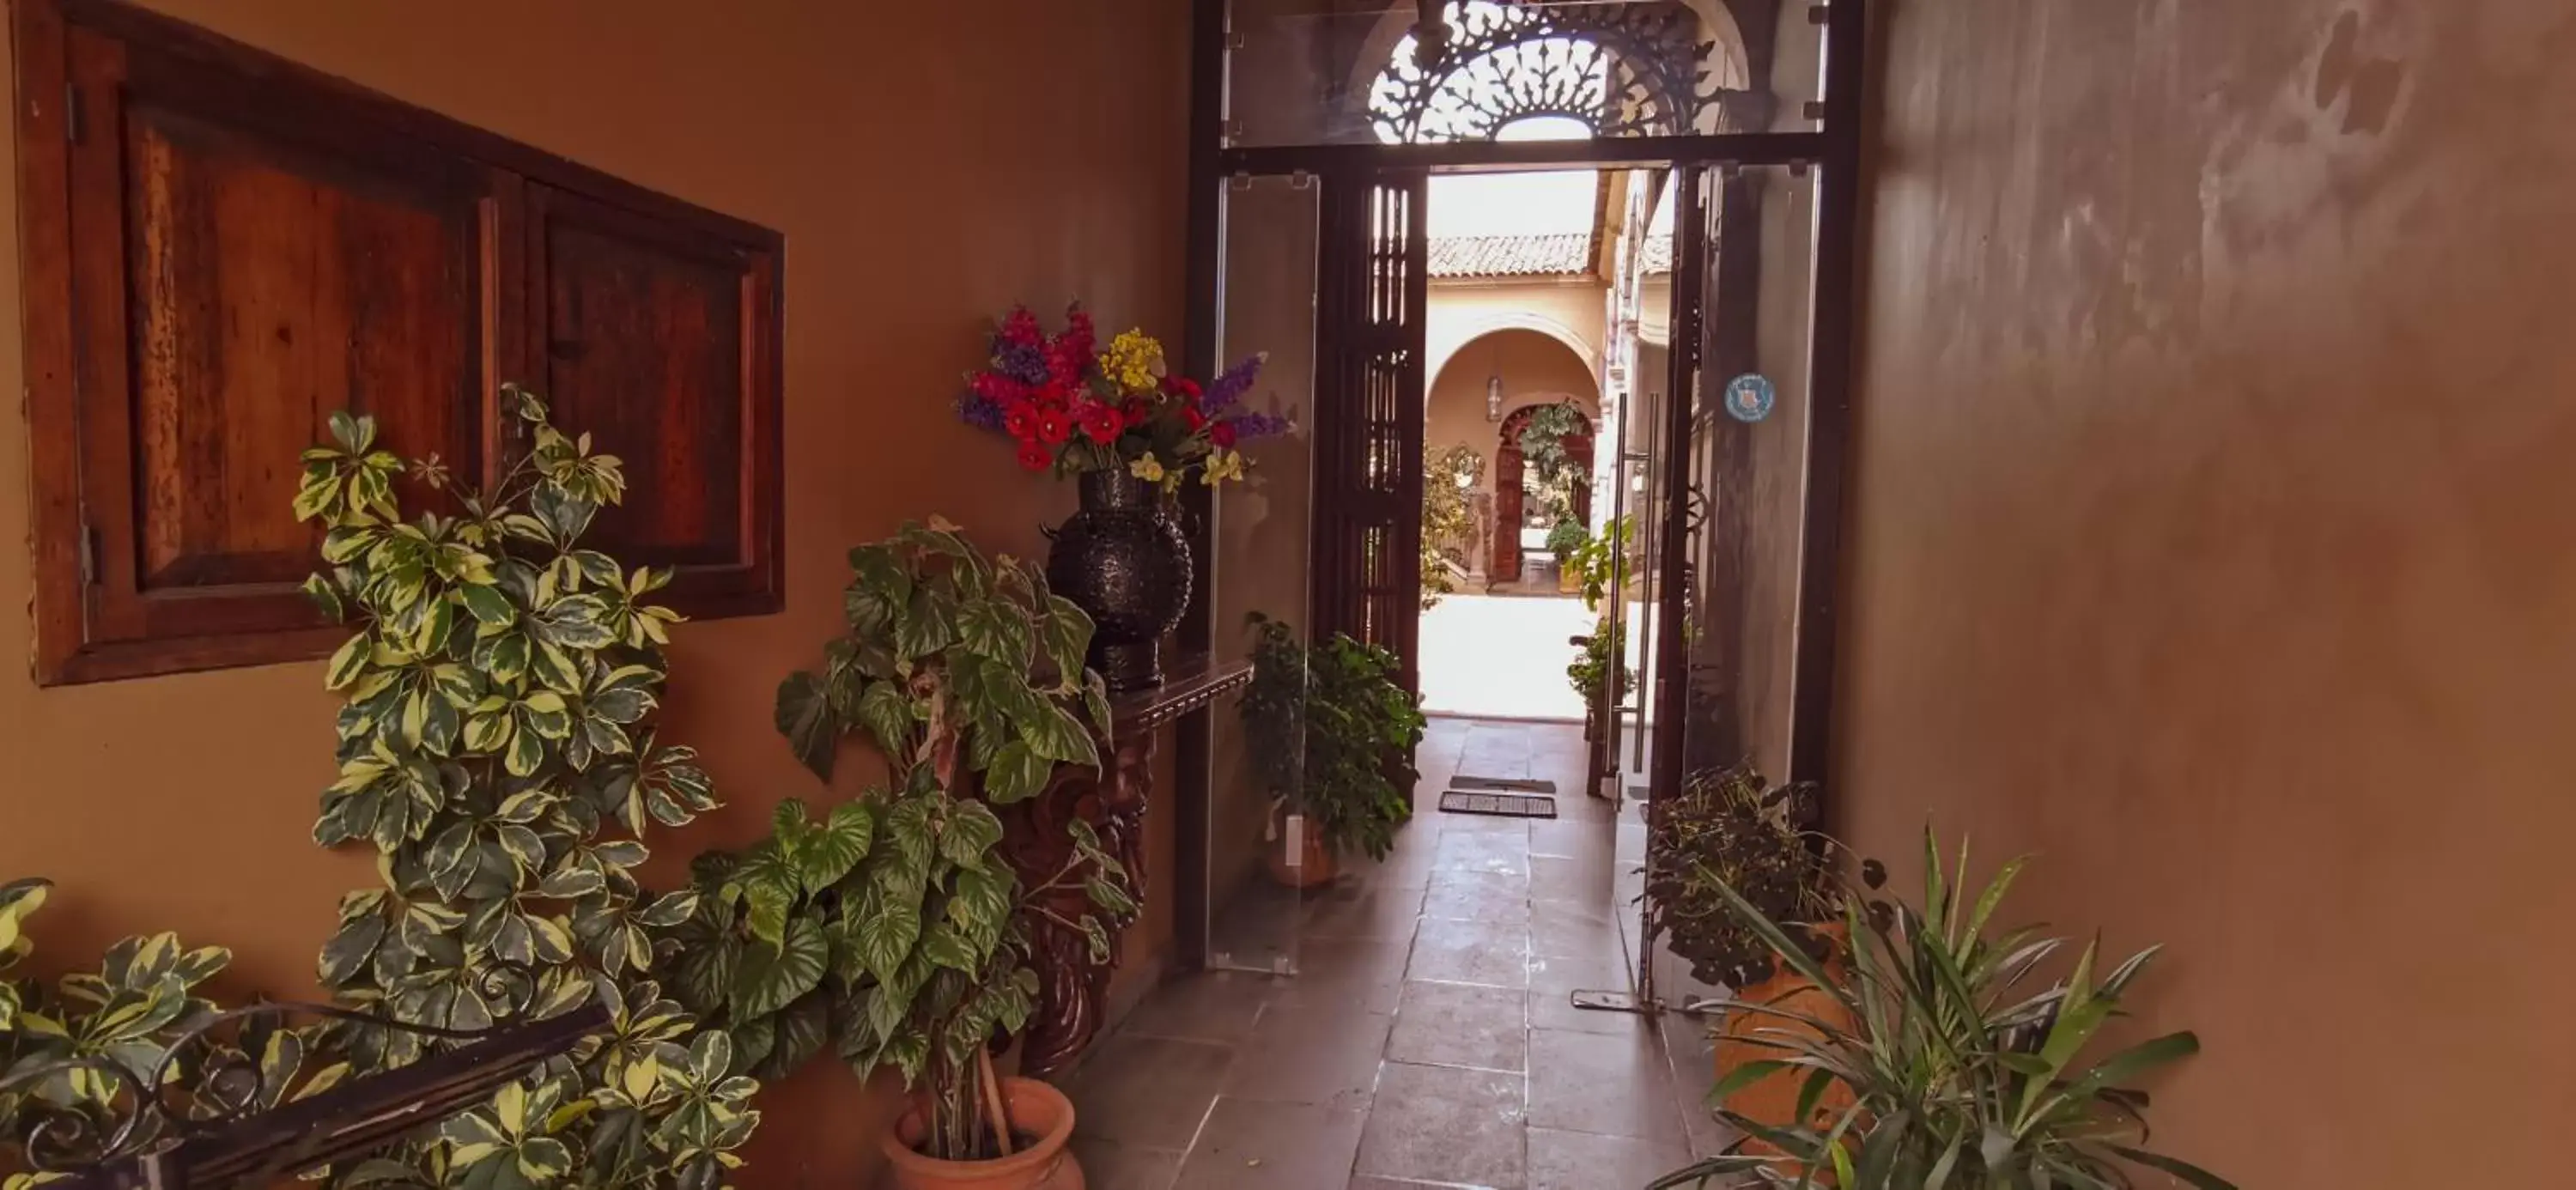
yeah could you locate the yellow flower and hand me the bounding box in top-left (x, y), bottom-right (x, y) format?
top-left (1128, 452), bottom-right (1166, 483)
top-left (1099, 330), bottom-right (1166, 392)
top-left (1201, 448), bottom-right (1246, 485)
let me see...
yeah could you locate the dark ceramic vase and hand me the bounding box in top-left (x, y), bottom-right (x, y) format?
top-left (1046, 471), bottom-right (1191, 693)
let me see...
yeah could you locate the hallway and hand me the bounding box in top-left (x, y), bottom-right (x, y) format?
top-left (1060, 719), bottom-right (1728, 1189)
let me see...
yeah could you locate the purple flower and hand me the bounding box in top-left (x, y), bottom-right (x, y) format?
top-left (957, 388), bottom-right (1006, 432)
top-left (1203, 353), bottom-right (1267, 414)
top-left (1220, 410), bottom-right (1295, 440)
top-left (993, 339), bottom-right (1051, 386)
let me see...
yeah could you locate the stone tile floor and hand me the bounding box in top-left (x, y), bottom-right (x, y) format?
top-left (1058, 718), bottom-right (1733, 1190)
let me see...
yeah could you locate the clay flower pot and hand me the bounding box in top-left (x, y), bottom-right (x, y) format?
top-left (1714, 926), bottom-right (1856, 1170)
top-left (881, 1077), bottom-right (1084, 1190)
top-left (1266, 810), bottom-right (1338, 889)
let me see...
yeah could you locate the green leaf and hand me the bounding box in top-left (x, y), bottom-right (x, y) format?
top-left (798, 802), bottom-right (874, 893)
top-left (939, 801), bottom-right (1005, 871)
top-left (917, 921), bottom-right (980, 974)
top-left (2103, 1145), bottom-right (2239, 1190)
top-left (852, 883), bottom-right (922, 988)
top-left (854, 681), bottom-right (914, 762)
top-left (982, 739), bottom-right (1050, 804)
top-left (955, 598), bottom-right (1031, 668)
top-left (1019, 703), bottom-right (1097, 768)
top-left (1038, 596), bottom-right (1092, 679)
top-left (775, 671), bottom-right (840, 780)
top-left (458, 583), bottom-right (517, 627)
top-left (729, 916), bottom-right (829, 1018)
top-left (325, 634), bottom-right (372, 689)
top-left (893, 586), bottom-right (957, 659)
top-left (759, 989), bottom-right (833, 1080)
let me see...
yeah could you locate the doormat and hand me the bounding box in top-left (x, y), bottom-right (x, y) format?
top-left (1437, 790), bottom-right (1558, 819)
top-left (1449, 774), bottom-right (1558, 793)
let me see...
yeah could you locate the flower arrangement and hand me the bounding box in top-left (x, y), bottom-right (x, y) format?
top-left (957, 303), bottom-right (1291, 490)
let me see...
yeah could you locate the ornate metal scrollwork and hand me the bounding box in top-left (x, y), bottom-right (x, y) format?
top-left (2, 996), bottom-right (587, 1187)
top-left (1371, 2), bottom-right (1724, 143)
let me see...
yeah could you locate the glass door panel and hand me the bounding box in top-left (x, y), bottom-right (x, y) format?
top-left (1206, 173), bottom-right (1321, 973)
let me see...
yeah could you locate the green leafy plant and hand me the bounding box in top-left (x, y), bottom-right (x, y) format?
top-left (1564, 513), bottom-right (1632, 610)
top-left (1543, 518), bottom-right (1589, 560)
top-left (1564, 611), bottom-right (1632, 711)
top-left (295, 389), bottom-right (746, 1190)
top-left (0, 881), bottom-right (349, 1185)
top-left (1650, 829), bottom-right (2233, 1190)
top-left (1419, 443), bottom-right (1483, 609)
top-left (682, 522), bottom-right (1133, 1164)
top-left (1516, 403), bottom-right (1589, 524)
top-left (1642, 767), bottom-right (1831, 990)
top-left (1239, 615), bottom-right (1426, 863)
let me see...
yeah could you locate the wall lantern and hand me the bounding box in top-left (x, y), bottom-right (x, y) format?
top-left (1486, 374), bottom-right (1504, 422)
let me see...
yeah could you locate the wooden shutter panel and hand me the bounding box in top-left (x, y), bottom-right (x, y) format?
top-left (32, 13), bottom-right (501, 683)
top-left (15, 0), bottom-right (785, 684)
top-left (1310, 172), bottom-right (1427, 695)
top-left (528, 185), bottom-right (783, 616)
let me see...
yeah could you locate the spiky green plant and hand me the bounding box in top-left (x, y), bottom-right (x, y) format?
top-left (1650, 829), bottom-right (2233, 1190)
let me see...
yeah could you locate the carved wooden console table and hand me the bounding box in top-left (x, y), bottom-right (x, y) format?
top-left (1002, 653), bottom-right (1253, 1078)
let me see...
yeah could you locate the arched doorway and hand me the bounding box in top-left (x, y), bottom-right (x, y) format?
top-left (1492, 402), bottom-right (1595, 581)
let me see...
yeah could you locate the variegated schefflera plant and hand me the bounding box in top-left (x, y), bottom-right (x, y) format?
top-left (0, 879), bottom-right (346, 1187)
top-left (293, 388), bottom-right (754, 1190)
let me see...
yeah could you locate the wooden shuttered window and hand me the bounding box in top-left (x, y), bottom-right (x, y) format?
top-left (15, 0), bottom-right (783, 684)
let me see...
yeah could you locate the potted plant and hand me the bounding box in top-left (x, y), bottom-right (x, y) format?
top-left (956, 305), bottom-right (1291, 691)
top-left (1238, 615), bottom-right (1427, 888)
top-left (1564, 513), bottom-right (1632, 611)
top-left (1650, 829), bottom-right (2233, 1190)
top-left (680, 521), bottom-right (1133, 1190)
top-left (1564, 613), bottom-right (1631, 768)
top-left (1544, 519), bottom-right (1589, 592)
top-left (1644, 768), bottom-right (1852, 1158)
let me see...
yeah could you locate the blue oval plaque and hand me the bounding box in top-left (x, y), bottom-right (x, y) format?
top-left (1723, 373), bottom-right (1776, 422)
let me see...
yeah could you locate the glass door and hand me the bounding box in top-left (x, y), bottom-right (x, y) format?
top-left (1205, 173), bottom-right (1322, 974)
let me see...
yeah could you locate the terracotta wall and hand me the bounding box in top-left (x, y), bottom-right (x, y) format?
top-left (0, 1), bottom-right (1187, 1185)
top-left (1838, 0), bottom-right (2576, 1184)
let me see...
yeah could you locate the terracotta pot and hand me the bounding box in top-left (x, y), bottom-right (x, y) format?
top-left (881, 1077), bottom-right (1084, 1190)
top-left (1715, 932), bottom-right (1856, 1169)
top-left (1266, 811), bottom-right (1338, 888)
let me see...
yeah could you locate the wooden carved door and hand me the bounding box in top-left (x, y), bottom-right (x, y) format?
top-left (1309, 171), bottom-right (1429, 695)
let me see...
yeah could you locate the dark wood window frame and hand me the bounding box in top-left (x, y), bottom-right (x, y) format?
top-left (15, 0), bottom-right (784, 685)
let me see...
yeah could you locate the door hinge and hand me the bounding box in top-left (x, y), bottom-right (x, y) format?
top-left (77, 523), bottom-right (98, 584)
top-left (64, 82), bottom-right (83, 146)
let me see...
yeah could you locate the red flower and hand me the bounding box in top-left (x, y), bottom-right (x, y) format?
top-left (974, 372), bottom-right (1030, 405)
top-left (1036, 411), bottom-right (1072, 446)
top-left (1079, 404), bottom-right (1126, 445)
top-left (1002, 403), bottom-right (1037, 440)
top-left (1017, 440), bottom-right (1054, 471)
top-left (1121, 398), bottom-right (1151, 422)
top-left (1167, 377), bottom-right (1204, 403)
top-left (999, 307), bottom-right (1042, 347)
top-left (1210, 420), bottom-right (1238, 449)
top-left (1182, 406), bottom-right (1207, 433)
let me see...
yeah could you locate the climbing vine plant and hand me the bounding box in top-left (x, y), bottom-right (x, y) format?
top-left (295, 388), bottom-right (751, 1190)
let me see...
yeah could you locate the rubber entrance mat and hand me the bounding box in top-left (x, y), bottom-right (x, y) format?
top-left (1437, 790), bottom-right (1559, 819)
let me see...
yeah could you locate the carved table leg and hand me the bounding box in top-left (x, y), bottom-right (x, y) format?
top-left (1009, 728), bottom-right (1152, 1079)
